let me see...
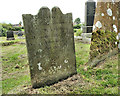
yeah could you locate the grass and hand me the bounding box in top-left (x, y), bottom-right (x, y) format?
top-left (0, 35), bottom-right (25, 46)
top-left (75, 41), bottom-right (90, 68)
top-left (21, 29), bottom-right (24, 31)
top-left (2, 75), bottom-right (30, 94)
top-left (73, 41), bottom-right (118, 94)
top-left (74, 29), bottom-right (83, 36)
top-left (1, 37), bottom-right (118, 94)
top-left (1, 36), bottom-right (30, 94)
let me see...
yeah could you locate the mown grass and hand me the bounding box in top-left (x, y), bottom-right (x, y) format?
top-left (73, 41), bottom-right (118, 94)
top-left (74, 29), bottom-right (83, 36)
top-left (0, 35), bottom-right (25, 46)
top-left (2, 75), bottom-right (30, 94)
top-left (2, 43), bottom-right (28, 73)
top-left (1, 38), bottom-right (118, 94)
top-left (1, 36), bottom-right (30, 94)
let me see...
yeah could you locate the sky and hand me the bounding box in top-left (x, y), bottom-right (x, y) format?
top-left (0, 0), bottom-right (97, 24)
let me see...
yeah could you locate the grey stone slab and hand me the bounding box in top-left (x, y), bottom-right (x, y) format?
top-left (81, 33), bottom-right (92, 38)
top-left (18, 31), bottom-right (23, 36)
top-left (22, 7), bottom-right (76, 88)
top-left (85, 0), bottom-right (96, 33)
top-left (6, 31), bottom-right (15, 40)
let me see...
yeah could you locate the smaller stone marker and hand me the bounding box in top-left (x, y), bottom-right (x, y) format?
top-left (18, 31), bottom-right (23, 37)
top-left (17, 31), bottom-right (23, 39)
top-left (6, 30), bottom-right (15, 40)
top-left (22, 7), bottom-right (77, 88)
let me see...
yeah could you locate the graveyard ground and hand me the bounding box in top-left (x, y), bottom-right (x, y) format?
top-left (1, 36), bottom-right (118, 94)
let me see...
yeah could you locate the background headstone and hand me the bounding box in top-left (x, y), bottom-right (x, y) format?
top-left (18, 31), bottom-right (23, 36)
top-left (88, 0), bottom-right (119, 67)
top-left (22, 7), bottom-right (77, 88)
top-left (84, 0), bottom-right (96, 33)
top-left (6, 30), bottom-right (15, 40)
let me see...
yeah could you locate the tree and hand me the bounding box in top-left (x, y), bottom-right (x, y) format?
top-left (2, 23), bottom-right (13, 30)
top-left (19, 21), bottom-right (22, 26)
top-left (74, 18), bottom-right (81, 25)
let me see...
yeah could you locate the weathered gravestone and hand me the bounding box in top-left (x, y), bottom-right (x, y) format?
top-left (22, 7), bottom-right (77, 88)
top-left (88, 0), bottom-right (119, 67)
top-left (6, 30), bottom-right (15, 40)
top-left (84, 0), bottom-right (96, 33)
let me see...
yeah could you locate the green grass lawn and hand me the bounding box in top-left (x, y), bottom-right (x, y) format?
top-left (1, 38), bottom-right (118, 94)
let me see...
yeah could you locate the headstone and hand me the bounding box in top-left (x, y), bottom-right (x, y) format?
top-left (18, 31), bottom-right (24, 39)
top-left (18, 31), bottom-right (23, 36)
top-left (84, 0), bottom-right (96, 33)
top-left (6, 30), bottom-right (15, 40)
top-left (22, 7), bottom-right (77, 88)
top-left (88, 0), bottom-right (119, 67)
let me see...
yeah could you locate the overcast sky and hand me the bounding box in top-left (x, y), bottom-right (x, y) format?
top-left (0, 0), bottom-right (97, 24)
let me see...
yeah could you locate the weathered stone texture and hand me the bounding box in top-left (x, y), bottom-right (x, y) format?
top-left (93, 0), bottom-right (119, 32)
top-left (118, 1), bottom-right (120, 50)
top-left (88, 1), bottom-right (119, 66)
top-left (22, 7), bottom-right (76, 88)
top-left (6, 31), bottom-right (15, 40)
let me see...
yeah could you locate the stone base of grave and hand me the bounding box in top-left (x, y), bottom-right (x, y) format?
top-left (87, 49), bottom-right (118, 67)
top-left (32, 71), bottom-right (77, 88)
top-left (81, 33), bottom-right (92, 38)
top-left (74, 33), bottom-right (92, 44)
top-left (6, 38), bottom-right (15, 40)
top-left (18, 37), bottom-right (25, 39)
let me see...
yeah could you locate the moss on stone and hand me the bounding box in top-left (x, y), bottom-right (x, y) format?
top-left (90, 30), bottom-right (118, 60)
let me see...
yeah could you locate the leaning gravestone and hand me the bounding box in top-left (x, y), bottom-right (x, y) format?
top-left (88, 0), bottom-right (119, 67)
top-left (6, 30), bottom-right (15, 40)
top-left (84, 0), bottom-right (96, 33)
top-left (22, 7), bottom-right (77, 88)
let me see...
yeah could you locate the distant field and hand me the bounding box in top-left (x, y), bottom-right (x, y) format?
top-left (1, 37), bottom-right (118, 94)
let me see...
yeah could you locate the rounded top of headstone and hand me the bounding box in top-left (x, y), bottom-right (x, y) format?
top-left (38, 6), bottom-right (50, 12)
top-left (38, 6), bottom-right (50, 16)
top-left (52, 6), bottom-right (63, 14)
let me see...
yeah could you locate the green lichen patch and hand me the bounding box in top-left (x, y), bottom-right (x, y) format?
top-left (90, 30), bottom-right (118, 60)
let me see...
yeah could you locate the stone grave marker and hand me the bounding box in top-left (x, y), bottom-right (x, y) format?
top-left (84, 0), bottom-right (96, 33)
top-left (6, 30), bottom-right (15, 40)
top-left (88, 0), bottom-right (119, 67)
top-left (22, 7), bottom-right (77, 88)
top-left (18, 31), bottom-right (23, 36)
top-left (18, 31), bottom-right (24, 39)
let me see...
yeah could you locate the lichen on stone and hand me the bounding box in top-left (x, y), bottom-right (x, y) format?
top-left (90, 30), bottom-right (118, 60)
